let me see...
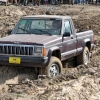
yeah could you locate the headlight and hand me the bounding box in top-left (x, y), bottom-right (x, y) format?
top-left (34, 47), bottom-right (42, 53)
top-left (34, 47), bottom-right (47, 57)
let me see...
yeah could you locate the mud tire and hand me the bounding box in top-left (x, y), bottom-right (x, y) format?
top-left (77, 47), bottom-right (90, 66)
top-left (40, 56), bottom-right (63, 77)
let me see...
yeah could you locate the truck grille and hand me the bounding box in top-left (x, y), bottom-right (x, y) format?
top-left (0, 44), bottom-right (34, 55)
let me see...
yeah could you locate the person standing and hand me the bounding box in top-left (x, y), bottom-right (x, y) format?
top-left (11, 0), bottom-right (18, 5)
top-left (34, 0), bottom-right (40, 6)
top-left (44, 0), bottom-right (48, 4)
top-left (69, 0), bottom-right (74, 5)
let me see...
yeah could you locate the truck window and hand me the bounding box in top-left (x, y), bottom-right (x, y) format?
top-left (64, 21), bottom-right (72, 34)
top-left (31, 20), bottom-right (45, 29)
top-left (17, 20), bottom-right (28, 33)
top-left (12, 19), bottom-right (62, 35)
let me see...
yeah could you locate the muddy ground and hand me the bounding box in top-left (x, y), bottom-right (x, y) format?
top-left (0, 4), bottom-right (100, 100)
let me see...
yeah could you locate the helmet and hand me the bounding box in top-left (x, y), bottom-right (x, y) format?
top-left (52, 20), bottom-right (61, 29)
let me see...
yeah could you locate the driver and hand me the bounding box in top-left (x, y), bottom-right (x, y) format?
top-left (52, 20), bottom-right (61, 29)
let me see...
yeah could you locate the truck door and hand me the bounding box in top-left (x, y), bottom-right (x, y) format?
top-left (61, 20), bottom-right (77, 60)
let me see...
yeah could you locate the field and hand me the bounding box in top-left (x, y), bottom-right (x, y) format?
top-left (0, 4), bottom-right (100, 100)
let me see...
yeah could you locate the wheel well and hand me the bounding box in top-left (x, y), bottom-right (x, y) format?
top-left (52, 50), bottom-right (61, 60)
top-left (86, 42), bottom-right (91, 51)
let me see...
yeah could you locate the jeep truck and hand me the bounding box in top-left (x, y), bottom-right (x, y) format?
top-left (0, 15), bottom-right (94, 77)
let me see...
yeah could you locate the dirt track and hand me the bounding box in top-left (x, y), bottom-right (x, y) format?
top-left (0, 4), bottom-right (100, 100)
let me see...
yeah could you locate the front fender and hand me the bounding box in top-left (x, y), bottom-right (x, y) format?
top-left (46, 46), bottom-right (61, 65)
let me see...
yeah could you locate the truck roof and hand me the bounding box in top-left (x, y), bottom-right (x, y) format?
top-left (22, 15), bottom-right (71, 20)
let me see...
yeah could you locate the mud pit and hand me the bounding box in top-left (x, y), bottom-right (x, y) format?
top-left (0, 4), bottom-right (100, 100)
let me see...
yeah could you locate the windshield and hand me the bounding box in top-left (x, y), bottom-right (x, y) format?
top-left (12, 18), bottom-right (62, 35)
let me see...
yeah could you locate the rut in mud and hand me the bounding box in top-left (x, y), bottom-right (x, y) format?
top-left (0, 4), bottom-right (100, 100)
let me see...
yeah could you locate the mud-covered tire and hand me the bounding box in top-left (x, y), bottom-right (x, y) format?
top-left (77, 47), bottom-right (90, 66)
top-left (40, 56), bottom-right (63, 77)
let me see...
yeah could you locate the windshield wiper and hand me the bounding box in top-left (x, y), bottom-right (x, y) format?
top-left (34, 29), bottom-right (52, 36)
top-left (18, 27), bottom-right (32, 34)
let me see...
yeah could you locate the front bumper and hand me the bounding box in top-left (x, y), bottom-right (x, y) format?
top-left (0, 55), bottom-right (48, 67)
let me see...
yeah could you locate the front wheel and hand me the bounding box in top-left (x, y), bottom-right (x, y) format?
top-left (40, 56), bottom-right (63, 77)
top-left (77, 47), bottom-right (90, 66)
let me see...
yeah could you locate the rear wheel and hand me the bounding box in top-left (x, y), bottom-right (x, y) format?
top-left (40, 56), bottom-right (63, 77)
top-left (77, 47), bottom-right (90, 66)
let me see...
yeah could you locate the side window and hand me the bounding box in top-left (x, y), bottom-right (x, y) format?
top-left (64, 21), bottom-right (71, 34)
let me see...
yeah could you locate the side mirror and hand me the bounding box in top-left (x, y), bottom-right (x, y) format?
top-left (63, 32), bottom-right (70, 37)
top-left (7, 30), bottom-right (12, 35)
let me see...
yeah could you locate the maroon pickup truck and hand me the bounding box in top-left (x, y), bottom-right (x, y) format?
top-left (0, 15), bottom-right (94, 77)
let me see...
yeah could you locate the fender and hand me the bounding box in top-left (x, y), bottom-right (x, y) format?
top-left (46, 46), bottom-right (61, 66)
top-left (84, 38), bottom-right (90, 43)
top-left (83, 38), bottom-right (91, 50)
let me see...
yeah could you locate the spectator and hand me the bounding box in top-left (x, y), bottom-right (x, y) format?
top-left (23, 0), bottom-right (29, 6)
top-left (44, 0), bottom-right (48, 4)
top-left (41, 0), bottom-right (44, 4)
top-left (11, 0), bottom-right (18, 5)
top-left (34, 0), bottom-right (40, 6)
top-left (50, 0), bottom-right (59, 5)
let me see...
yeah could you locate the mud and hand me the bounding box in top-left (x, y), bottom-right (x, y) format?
top-left (0, 4), bottom-right (100, 100)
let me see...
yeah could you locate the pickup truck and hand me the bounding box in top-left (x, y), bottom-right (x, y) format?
top-left (0, 15), bottom-right (94, 77)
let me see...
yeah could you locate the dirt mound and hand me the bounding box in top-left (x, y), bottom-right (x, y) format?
top-left (0, 5), bottom-right (100, 37)
top-left (0, 57), bottom-right (100, 100)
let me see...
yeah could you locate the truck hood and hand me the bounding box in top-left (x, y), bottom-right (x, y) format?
top-left (0, 34), bottom-right (60, 45)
